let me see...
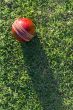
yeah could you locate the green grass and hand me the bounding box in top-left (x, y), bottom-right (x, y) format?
top-left (0, 0), bottom-right (73, 110)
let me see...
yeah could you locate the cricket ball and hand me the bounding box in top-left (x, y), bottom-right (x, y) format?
top-left (12, 18), bottom-right (35, 42)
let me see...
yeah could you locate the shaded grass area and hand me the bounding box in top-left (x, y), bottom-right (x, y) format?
top-left (0, 0), bottom-right (73, 110)
top-left (21, 35), bottom-right (63, 110)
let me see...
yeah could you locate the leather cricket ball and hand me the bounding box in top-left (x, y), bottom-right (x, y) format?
top-left (12, 18), bottom-right (35, 42)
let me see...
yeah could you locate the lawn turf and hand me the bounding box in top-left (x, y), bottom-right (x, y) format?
top-left (0, 0), bottom-right (73, 110)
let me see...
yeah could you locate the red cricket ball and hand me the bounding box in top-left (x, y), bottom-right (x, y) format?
top-left (12, 18), bottom-right (35, 42)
